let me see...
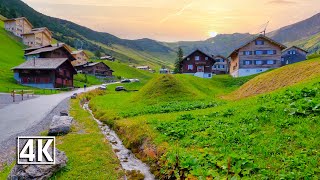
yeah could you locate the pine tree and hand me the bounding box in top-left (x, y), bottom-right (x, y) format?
top-left (174, 47), bottom-right (184, 74)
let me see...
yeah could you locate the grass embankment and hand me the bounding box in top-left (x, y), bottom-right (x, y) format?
top-left (88, 59), bottom-right (320, 179)
top-left (51, 97), bottom-right (123, 179)
top-left (89, 74), bottom-right (253, 122)
top-left (229, 58), bottom-right (320, 99)
top-left (73, 74), bottom-right (103, 88)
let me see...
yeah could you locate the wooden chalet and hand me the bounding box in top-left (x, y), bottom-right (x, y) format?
top-left (228, 34), bottom-right (287, 77)
top-left (281, 46), bottom-right (308, 66)
top-left (74, 62), bottom-right (114, 77)
top-left (12, 58), bottom-right (77, 89)
top-left (180, 49), bottom-right (215, 78)
top-left (24, 43), bottom-right (76, 61)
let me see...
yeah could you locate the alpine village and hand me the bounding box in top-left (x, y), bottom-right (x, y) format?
top-left (1, 1), bottom-right (320, 179)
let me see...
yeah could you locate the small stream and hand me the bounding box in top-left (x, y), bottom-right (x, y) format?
top-left (83, 103), bottom-right (155, 180)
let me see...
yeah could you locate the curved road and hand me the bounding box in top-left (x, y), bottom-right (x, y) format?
top-left (0, 86), bottom-right (98, 143)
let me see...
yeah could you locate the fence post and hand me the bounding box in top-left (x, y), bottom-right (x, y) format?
top-left (12, 90), bottom-right (15, 102)
top-left (21, 90), bottom-right (24, 101)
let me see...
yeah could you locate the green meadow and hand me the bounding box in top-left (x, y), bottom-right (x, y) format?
top-left (86, 58), bottom-right (320, 179)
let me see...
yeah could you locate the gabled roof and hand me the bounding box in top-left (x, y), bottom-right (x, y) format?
top-left (183, 49), bottom-right (214, 61)
top-left (214, 55), bottom-right (228, 60)
top-left (22, 27), bottom-right (52, 39)
top-left (284, 46), bottom-right (308, 53)
top-left (83, 62), bottom-right (114, 72)
top-left (12, 58), bottom-right (67, 70)
top-left (24, 45), bottom-right (52, 51)
top-left (25, 46), bottom-right (60, 55)
top-left (228, 34), bottom-right (287, 58)
top-left (4, 17), bottom-right (33, 28)
top-left (71, 50), bottom-right (89, 58)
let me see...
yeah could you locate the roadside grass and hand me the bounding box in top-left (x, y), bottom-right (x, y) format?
top-left (0, 164), bottom-right (13, 179)
top-left (73, 74), bottom-right (103, 88)
top-left (51, 98), bottom-right (123, 179)
top-left (228, 57), bottom-right (320, 99)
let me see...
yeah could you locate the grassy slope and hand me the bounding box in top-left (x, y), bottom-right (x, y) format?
top-left (229, 58), bottom-right (320, 99)
top-left (88, 59), bottom-right (320, 179)
top-left (0, 20), bottom-right (25, 91)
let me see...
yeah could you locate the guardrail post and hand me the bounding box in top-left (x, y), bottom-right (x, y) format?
top-left (21, 90), bottom-right (24, 101)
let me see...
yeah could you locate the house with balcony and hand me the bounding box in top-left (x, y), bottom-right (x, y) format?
top-left (12, 58), bottom-right (77, 89)
top-left (22, 27), bottom-right (52, 47)
top-left (212, 55), bottom-right (229, 74)
top-left (228, 34), bottom-right (287, 77)
top-left (281, 46), bottom-right (308, 66)
top-left (180, 49), bottom-right (215, 78)
top-left (4, 17), bottom-right (33, 37)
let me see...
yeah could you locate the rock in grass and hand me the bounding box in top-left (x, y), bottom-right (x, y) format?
top-left (8, 148), bottom-right (68, 180)
top-left (48, 116), bottom-right (73, 136)
top-left (60, 110), bottom-right (69, 116)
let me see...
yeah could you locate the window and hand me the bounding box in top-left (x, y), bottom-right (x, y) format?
top-left (243, 60), bottom-right (252, 65)
top-left (213, 65), bottom-right (216, 69)
top-left (267, 50), bottom-right (276, 55)
top-left (187, 58), bottom-right (190, 60)
top-left (267, 60), bottom-right (275, 65)
top-left (221, 65), bottom-right (225, 68)
top-left (205, 57), bottom-right (209, 60)
top-left (208, 74), bottom-right (212, 78)
top-left (255, 50), bottom-right (264, 55)
top-left (243, 51), bottom-right (252, 55)
top-left (187, 65), bottom-right (193, 70)
top-left (195, 56), bottom-right (200, 61)
top-left (255, 40), bottom-right (264, 45)
top-left (288, 50), bottom-right (296, 55)
top-left (255, 60), bottom-right (263, 65)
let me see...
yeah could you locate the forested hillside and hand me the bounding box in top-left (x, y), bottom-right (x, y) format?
top-left (0, 0), bottom-right (175, 68)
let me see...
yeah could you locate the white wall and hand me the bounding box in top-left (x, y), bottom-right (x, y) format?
top-left (237, 68), bottom-right (270, 77)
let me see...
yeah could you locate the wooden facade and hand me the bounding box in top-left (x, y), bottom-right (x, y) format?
top-left (75, 62), bottom-right (114, 77)
top-left (229, 35), bottom-right (287, 77)
top-left (12, 58), bottom-right (77, 89)
top-left (281, 46), bottom-right (308, 66)
top-left (180, 50), bottom-right (215, 78)
top-left (24, 45), bottom-right (76, 61)
top-left (22, 27), bottom-right (52, 47)
top-left (4, 17), bottom-right (33, 37)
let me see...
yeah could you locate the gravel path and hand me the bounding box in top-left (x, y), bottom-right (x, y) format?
top-left (0, 98), bottom-right (70, 169)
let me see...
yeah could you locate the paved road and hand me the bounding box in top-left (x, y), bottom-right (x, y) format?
top-left (0, 86), bottom-right (98, 143)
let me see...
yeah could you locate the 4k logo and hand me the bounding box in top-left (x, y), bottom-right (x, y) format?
top-left (17, 136), bottom-right (55, 165)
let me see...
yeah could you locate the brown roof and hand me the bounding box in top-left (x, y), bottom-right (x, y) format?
top-left (228, 34), bottom-right (287, 58)
top-left (4, 17), bottom-right (33, 28)
top-left (71, 50), bottom-right (89, 58)
top-left (25, 46), bottom-right (60, 55)
top-left (284, 46), bottom-right (308, 53)
top-left (183, 49), bottom-right (215, 61)
top-left (24, 45), bottom-right (52, 51)
top-left (12, 58), bottom-right (68, 70)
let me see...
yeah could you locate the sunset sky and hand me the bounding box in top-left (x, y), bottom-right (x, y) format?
top-left (22, 0), bottom-right (320, 42)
